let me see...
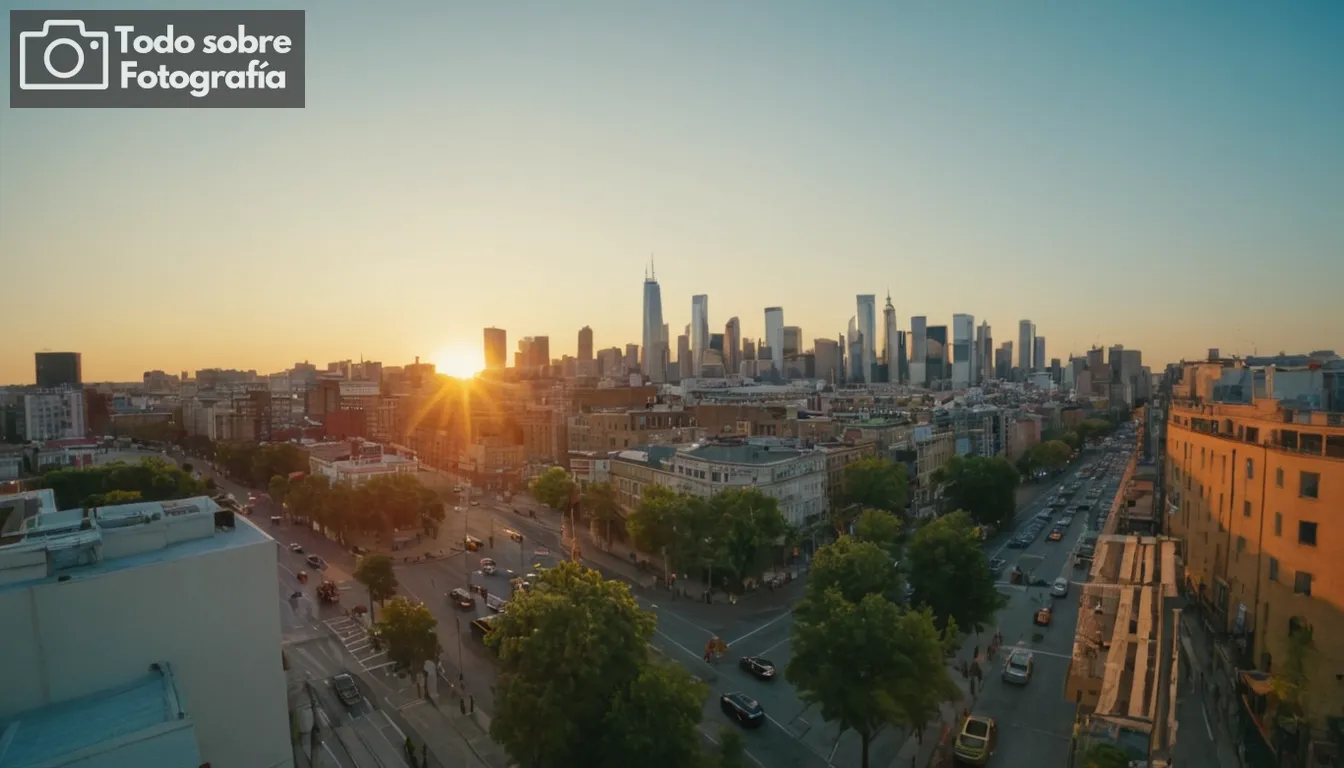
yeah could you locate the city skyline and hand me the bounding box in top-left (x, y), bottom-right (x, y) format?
top-left (4, 4), bottom-right (1343, 382)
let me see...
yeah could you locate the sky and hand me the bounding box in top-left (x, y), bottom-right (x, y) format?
top-left (3, 1), bottom-right (1343, 383)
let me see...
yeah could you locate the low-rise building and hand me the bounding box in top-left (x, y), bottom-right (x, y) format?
top-left (816, 440), bottom-right (879, 506)
top-left (22, 389), bottom-right (86, 442)
top-left (568, 407), bottom-right (698, 452)
top-left (0, 489), bottom-right (291, 768)
top-left (665, 439), bottom-right (827, 526)
top-left (308, 439), bottom-right (419, 487)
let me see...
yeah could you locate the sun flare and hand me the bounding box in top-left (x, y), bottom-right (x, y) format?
top-left (433, 345), bottom-right (484, 379)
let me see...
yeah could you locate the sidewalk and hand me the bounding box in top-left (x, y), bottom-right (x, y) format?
top-left (361, 663), bottom-right (510, 768)
top-left (885, 649), bottom-right (975, 768)
top-left (1175, 602), bottom-right (1244, 767)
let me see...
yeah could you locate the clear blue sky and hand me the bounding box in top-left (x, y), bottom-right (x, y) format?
top-left (4, 1), bottom-right (1342, 381)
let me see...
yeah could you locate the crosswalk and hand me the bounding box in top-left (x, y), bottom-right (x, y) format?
top-left (324, 616), bottom-right (397, 673)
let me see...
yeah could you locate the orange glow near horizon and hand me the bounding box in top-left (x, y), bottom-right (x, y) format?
top-left (433, 345), bottom-right (484, 379)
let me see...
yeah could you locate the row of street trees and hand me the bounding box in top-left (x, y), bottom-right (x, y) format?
top-left (270, 473), bottom-right (445, 541)
top-left (213, 442), bottom-right (308, 488)
top-left (529, 468), bottom-right (626, 546)
top-left (37, 457), bottom-right (209, 509)
top-left (624, 486), bottom-right (790, 587)
top-left (931, 455), bottom-right (1020, 530)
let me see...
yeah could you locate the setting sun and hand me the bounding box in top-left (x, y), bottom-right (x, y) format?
top-left (433, 345), bottom-right (484, 379)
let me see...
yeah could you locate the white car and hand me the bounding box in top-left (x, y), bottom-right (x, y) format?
top-left (1051, 577), bottom-right (1070, 597)
top-left (288, 543), bottom-right (303, 553)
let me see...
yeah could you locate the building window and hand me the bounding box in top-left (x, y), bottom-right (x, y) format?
top-left (1243, 500), bottom-right (1252, 518)
top-left (1298, 521), bottom-right (1318, 547)
top-left (1268, 557), bottom-right (1279, 582)
top-left (1236, 536), bottom-right (1246, 555)
top-left (1276, 467), bottom-right (1284, 488)
top-left (1245, 458), bottom-right (1254, 478)
top-left (1299, 471), bottom-right (1320, 499)
top-left (1245, 427), bottom-right (1259, 444)
top-left (1293, 571), bottom-right (1313, 596)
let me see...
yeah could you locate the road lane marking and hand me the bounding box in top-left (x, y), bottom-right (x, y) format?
top-left (753, 636), bottom-right (791, 658)
top-left (640, 598), bottom-right (717, 637)
top-left (697, 724), bottom-right (768, 768)
top-left (1202, 704), bottom-right (1214, 740)
top-left (321, 740), bottom-right (350, 768)
top-left (725, 611), bottom-right (791, 648)
top-left (764, 713), bottom-right (837, 767)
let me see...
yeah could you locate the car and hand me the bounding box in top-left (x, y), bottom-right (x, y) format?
top-left (953, 715), bottom-right (998, 766)
top-left (332, 673), bottom-right (362, 707)
top-left (480, 557), bottom-right (497, 575)
top-left (470, 501), bottom-right (479, 507)
top-left (305, 555), bottom-right (326, 570)
top-left (464, 536), bottom-right (483, 552)
top-left (1001, 649), bottom-right (1034, 685)
top-left (1047, 528), bottom-right (1064, 542)
top-left (1007, 537), bottom-right (1029, 549)
top-left (1051, 577), bottom-right (1070, 597)
top-left (289, 543), bottom-right (304, 553)
top-left (449, 588), bottom-right (476, 609)
top-left (1035, 605), bottom-right (1054, 626)
top-left (988, 558), bottom-right (1007, 577)
top-left (720, 692), bottom-right (765, 728)
top-left (738, 656), bottom-right (777, 680)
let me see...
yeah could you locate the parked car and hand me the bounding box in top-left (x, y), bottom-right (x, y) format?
top-left (332, 673), bottom-right (361, 707)
top-left (720, 692), bottom-right (765, 728)
top-left (738, 656), bottom-right (777, 681)
top-left (289, 543), bottom-right (303, 553)
top-left (1001, 649), bottom-right (1034, 685)
top-left (306, 555), bottom-right (326, 570)
top-left (953, 715), bottom-right (998, 766)
top-left (988, 558), bottom-right (1007, 577)
top-left (449, 588), bottom-right (476, 609)
top-left (1051, 577), bottom-right (1070, 597)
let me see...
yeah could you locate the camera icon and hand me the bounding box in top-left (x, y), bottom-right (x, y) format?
top-left (18, 19), bottom-right (110, 91)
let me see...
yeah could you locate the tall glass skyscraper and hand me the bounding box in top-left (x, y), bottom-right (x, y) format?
top-left (857, 295), bottom-right (876, 384)
top-left (1018, 320), bottom-right (1035, 372)
top-left (764, 307), bottom-right (784, 375)
top-left (691, 295), bottom-right (710, 376)
top-left (909, 316), bottom-right (928, 387)
top-left (641, 262), bottom-right (665, 382)
top-left (952, 314), bottom-right (974, 387)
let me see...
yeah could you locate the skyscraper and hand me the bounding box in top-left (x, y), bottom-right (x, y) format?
top-left (952, 314), bottom-right (974, 388)
top-left (909, 316), bottom-right (928, 387)
top-left (578, 326), bottom-right (593, 361)
top-left (847, 317), bottom-right (863, 382)
top-left (764, 307), bottom-right (784, 375)
top-left (974, 321), bottom-right (992, 384)
top-left (483, 327), bottom-right (507, 370)
top-left (691, 295), bottom-right (710, 376)
top-left (34, 352), bottom-right (81, 389)
top-left (927, 325), bottom-right (948, 383)
top-left (882, 293), bottom-right (897, 383)
top-left (857, 295), bottom-right (877, 384)
top-left (641, 263), bottom-right (666, 382)
top-left (814, 338), bottom-right (841, 384)
top-left (1034, 336), bottom-right (1047, 372)
top-left (677, 330), bottom-right (692, 379)
top-left (1018, 320), bottom-right (1035, 372)
top-left (724, 317), bottom-right (741, 375)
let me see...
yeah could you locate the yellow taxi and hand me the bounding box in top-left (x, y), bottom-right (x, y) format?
top-left (953, 714), bottom-right (997, 766)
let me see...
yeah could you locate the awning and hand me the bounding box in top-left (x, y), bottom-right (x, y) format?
top-left (1241, 671), bottom-right (1273, 697)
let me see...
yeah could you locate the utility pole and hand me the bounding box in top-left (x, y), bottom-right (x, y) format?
top-left (462, 485), bottom-right (472, 587)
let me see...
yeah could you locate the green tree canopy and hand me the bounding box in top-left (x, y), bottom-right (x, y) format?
top-left (625, 486), bottom-right (716, 573)
top-left (931, 455), bottom-right (1019, 529)
top-left (353, 553), bottom-right (399, 605)
top-left (1082, 741), bottom-right (1133, 768)
top-left (372, 597), bottom-right (441, 676)
top-left (487, 561), bottom-right (705, 768)
top-left (787, 591), bottom-right (957, 768)
top-left (853, 508), bottom-right (903, 557)
top-left (38, 458), bottom-right (206, 509)
top-left (1076, 418), bottom-right (1115, 443)
top-left (905, 511), bottom-right (1006, 632)
top-left (802, 536), bottom-right (904, 612)
top-left (267, 474), bottom-right (290, 507)
top-left (1031, 440), bottom-right (1073, 472)
top-left (580, 481), bottom-right (623, 544)
top-left (841, 457), bottom-right (910, 513)
top-left (714, 728), bottom-right (747, 768)
top-left (530, 467), bottom-right (577, 511)
top-left (215, 442), bottom-right (308, 487)
top-left (705, 488), bottom-right (789, 583)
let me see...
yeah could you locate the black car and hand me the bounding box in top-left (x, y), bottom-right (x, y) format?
top-left (720, 692), bottom-right (765, 728)
top-left (332, 673), bottom-right (362, 707)
top-left (739, 656), bottom-right (777, 680)
top-left (1007, 537), bottom-right (1029, 549)
top-left (988, 558), bottom-right (1007, 577)
top-left (449, 588), bottom-right (476, 609)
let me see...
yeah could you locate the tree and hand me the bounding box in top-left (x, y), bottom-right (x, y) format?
top-left (181, 462), bottom-right (194, 474)
top-left (1081, 742), bottom-right (1132, 768)
top-left (787, 592), bottom-right (957, 768)
top-left (1272, 622), bottom-right (1314, 721)
top-left (37, 458), bottom-right (206, 509)
top-left (1030, 440), bottom-right (1072, 472)
top-left (354, 553), bottom-right (399, 608)
top-left (905, 511), bottom-right (1005, 632)
top-left (357, 474), bottom-right (444, 535)
top-left (625, 486), bottom-right (715, 573)
top-left (1076, 418), bottom-right (1115, 443)
top-left (841, 457), bottom-right (910, 513)
top-left (267, 474), bottom-right (290, 507)
top-left (853, 508), bottom-right (903, 557)
top-left (371, 598), bottom-right (441, 676)
top-left (802, 536), bottom-right (904, 612)
top-left (705, 488), bottom-right (788, 584)
top-left (1055, 430), bottom-right (1081, 452)
top-left (284, 475), bottom-right (330, 525)
top-left (530, 467), bottom-right (577, 511)
top-left (931, 455), bottom-right (1019, 529)
top-left (714, 728), bottom-right (747, 768)
top-left (487, 561), bottom-right (704, 768)
top-left (580, 481), bottom-right (623, 545)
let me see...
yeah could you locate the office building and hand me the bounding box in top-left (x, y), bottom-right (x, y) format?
top-left (764, 307), bottom-right (784, 375)
top-left (782, 327), bottom-right (802, 358)
top-left (641, 265), bottom-right (666, 382)
top-left (952, 314), bottom-right (974, 388)
top-left (0, 490), bottom-right (291, 767)
top-left (814, 338), bottom-right (841, 384)
top-left (483, 327), bottom-right (507, 370)
top-left (910, 316), bottom-right (928, 387)
top-left (578, 326), bottom-right (594, 362)
top-left (1034, 336), bottom-right (1047, 372)
top-left (926, 325), bottom-right (948, 384)
top-left (896, 331), bottom-right (909, 385)
top-left (976, 321), bottom-right (993, 384)
top-left (996, 342), bottom-right (1014, 381)
top-left (677, 328), bottom-right (692, 379)
top-left (724, 317), bottom-right (741, 375)
top-left (1018, 320), bottom-right (1036, 372)
top-left (846, 318), bottom-right (863, 382)
top-left (691, 295), bottom-right (710, 376)
top-left (23, 389), bottom-right (86, 441)
top-left (856, 295), bottom-right (877, 384)
top-left (882, 293), bottom-right (898, 383)
top-left (34, 352), bottom-right (82, 389)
